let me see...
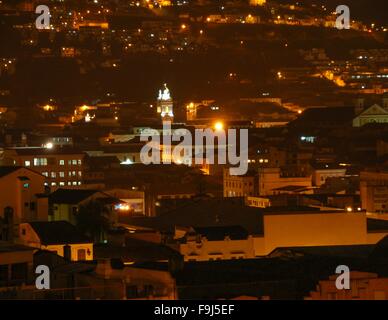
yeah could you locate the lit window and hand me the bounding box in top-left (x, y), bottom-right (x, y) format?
top-left (23, 183), bottom-right (29, 188)
top-left (24, 160), bottom-right (31, 167)
top-left (59, 182), bottom-right (65, 186)
top-left (67, 182), bottom-right (72, 186)
top-left (78, 171), bottom-right (82, 177)
top-left (72, 181), bottom-right (77, 186)
top-left (51, 172), bottom-right (56, 178)
top-left (59, 172), bottom-right (65, 178)
top-left (72, 160), bottom-right (77, 165)
top-left (51, 182), bottom-right (57, 186)
top-left (59, 160), bottom-right (65, 165)
top-left (42, 172), bottom-right (48, 177)
top-left (34, 158), bottom-right (47, 166)
top-left (78, 181), bottom-right (82, 185)
top-left (78, 159), bottom-right (82, 165)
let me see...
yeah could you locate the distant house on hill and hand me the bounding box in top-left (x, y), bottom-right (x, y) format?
top-left (49, 188), bottom-right (124, 225)
top-left (18, 221), bottom-right (93, 261)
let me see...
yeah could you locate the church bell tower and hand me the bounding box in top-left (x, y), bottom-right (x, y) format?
top-left (157, 84), bottom-right (174, 123)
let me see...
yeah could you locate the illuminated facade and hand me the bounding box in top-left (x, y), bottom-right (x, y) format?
top-left (0, 147), bottom-right (86, 189)
top-left (353, 104), bottom-right (388, 127)
top-left (250, 0), bottom-right (266, 5)
top-left (156, 0), bottom-right (171, 6)
top-left (223, 169), bottom-right (257, 197)
top-left (360, 170), bottom-right (388, 213)
top-left (253, 210), bottom-right (388, 256)
top-left (258, 167), bottom-right (312, 196)
top-left (0, 167), bottom-right (47, 225)
top-left (157, 84), bottom-right (174, 123)
top-left (18, 221), bottom-right (94, 261)
top-left (176, 226), bottom-right (256, 262)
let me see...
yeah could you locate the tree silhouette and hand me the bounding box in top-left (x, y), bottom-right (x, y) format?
top-left (76, 201), bottom-right (111, 243)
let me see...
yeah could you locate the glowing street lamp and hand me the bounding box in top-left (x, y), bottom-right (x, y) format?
top-left (214, 121), bottom-right (224, 131)
top-left (45, 142), bottom-right (54, 149)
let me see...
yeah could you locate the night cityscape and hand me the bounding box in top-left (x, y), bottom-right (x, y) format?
top-left (1, 0), bottom-right (388, 304)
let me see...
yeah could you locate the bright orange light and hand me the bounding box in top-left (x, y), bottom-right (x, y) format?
top-left (43, 105), bottom-right (54, 111)
top-left (214, 121), bottom-right (224, 131)
top-left (116, 204), bottom-right (130, 211)
top-left (45, 142), bottom-right (53, 149)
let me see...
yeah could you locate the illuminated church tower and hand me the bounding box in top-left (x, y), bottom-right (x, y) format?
top-left (157, 84), bottom-right (174, 123)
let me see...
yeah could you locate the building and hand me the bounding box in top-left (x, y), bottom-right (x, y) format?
top-left (377, 139), bottom-right (388, 157)
top-left (83, 258), bottom-right (177, 299)
top-left (307, 272), bottom-right (388, 300)
top-left (49, 188), bottom-right (123, 225)
top-left (157, 84), bottom-right (174, 123)
top-left (0, 147), bottom-right (86, 189)
top-left (250, 0), bottom-right (266, 6)
top-left (271, 185), bottom-right (314, 195)
top-left (0, 166), bottom-right (47, 226)
top-left (245, 196), bottom-right (271, 208)
top-left (18, 221), bottom-right (93, 261)
top-left (223, 168), bottom-right (257, 197)
top-left (360, 169), bottom-right (388, 213)
top-left (290, 107), bottom-right (355, 131)
top-left (105, 188), bottom-right (146, 216)
top-left (353, 104), bottom-right (388, 127)
top-left (253, 209), bottom-right (388, 256)
top-left (175, 226), bottom-right (255, 262)
top-left (90, 236), bottom-right (183, 299)
top-left (312, 165), bottom-right (347, 187)
top-left (0, 242), bottom-right (34, 292)
top-left (258, 167), bottom-right (312, 196)
top-left (125, 198), bottom-right (388, 257)
top-left (173, 251), bottom-right (364, 300)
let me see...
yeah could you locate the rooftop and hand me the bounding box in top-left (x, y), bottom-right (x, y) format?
top-left (28, 221), bottom-right (91, 245)
top-left (94, 238), bottom-right (181, 263)
top-left (190, 225), bottom-right (249, 241)
top-left (0, 166), bottom-right (42, 179)
top-left (290, 107), bottom-right (355, 126)
top-left (122, 198), bottom-right (264, 235)
top-left (6, 147), bottom-right (85, 156)
top-left (49, 188), bottom-right (100, 204)
top-left (0, 166), bottom-right (22, 178)
top-left (0, 241), bottom-right (35, 253)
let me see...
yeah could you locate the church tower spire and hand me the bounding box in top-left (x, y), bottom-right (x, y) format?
top-left (157, 83), bottom-right (174, 123)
